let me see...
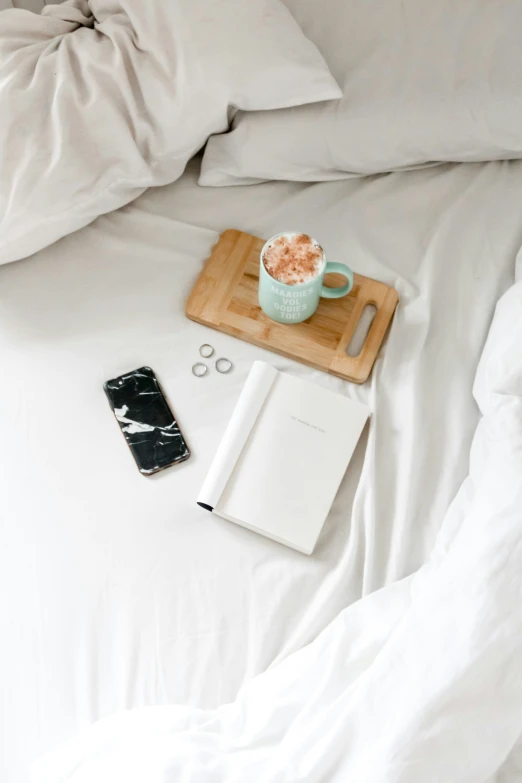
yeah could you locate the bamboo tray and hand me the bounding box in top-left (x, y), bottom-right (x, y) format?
top-left (186, 230), bottom-right (399, 383)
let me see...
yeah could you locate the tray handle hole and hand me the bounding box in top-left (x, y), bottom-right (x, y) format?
top-left (346, 303), bottom-right (377, 357)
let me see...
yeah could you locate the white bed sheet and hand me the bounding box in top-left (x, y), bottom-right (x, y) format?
top-left (1, 158), bottom-right (520, 783)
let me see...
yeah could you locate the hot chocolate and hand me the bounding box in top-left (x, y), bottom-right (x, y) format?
top-left (262, 233), bottom-right (324, 286)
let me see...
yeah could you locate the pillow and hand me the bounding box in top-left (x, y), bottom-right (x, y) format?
top-left (0, 0), bottom-right (340, 265)
top-left (199, 0), bottom-right (522, 185)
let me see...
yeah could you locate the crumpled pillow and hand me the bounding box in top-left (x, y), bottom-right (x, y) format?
top-left (0, 0), bottom-right (340, 265)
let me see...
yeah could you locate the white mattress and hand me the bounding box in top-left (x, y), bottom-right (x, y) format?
top-left (1, 158), bottom-right (520, 783)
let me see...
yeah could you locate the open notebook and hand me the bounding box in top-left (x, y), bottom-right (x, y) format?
top-left (198, 362), bottom-right (369, 554)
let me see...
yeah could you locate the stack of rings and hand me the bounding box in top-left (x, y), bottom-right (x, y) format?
top-left (192, 345), bottom-right (233, 377)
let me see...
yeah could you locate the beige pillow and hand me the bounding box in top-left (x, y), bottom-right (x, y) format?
top-left (200, 0), bottom-right (522, 185)
top-left (0, 0), bottom-right (340, 264)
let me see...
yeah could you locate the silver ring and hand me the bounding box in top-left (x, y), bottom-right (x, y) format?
top-left (199, 344), bottom-right (214, 359)
top-left (192, 362), bottom-right (208, 377)
top-left (215, 358), bottom-right (233, 374)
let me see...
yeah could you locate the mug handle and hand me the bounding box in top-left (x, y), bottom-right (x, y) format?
top-left (321, 261), bottom-right (354, 299)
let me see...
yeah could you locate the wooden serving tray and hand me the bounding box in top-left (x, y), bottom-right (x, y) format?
top-left (186, 230), bottom-right (399, 384)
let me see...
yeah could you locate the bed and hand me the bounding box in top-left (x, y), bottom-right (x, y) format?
top-left (2, 1), bottom-right (522, 781)
top-left (1, 154), bottom-right (521, 782)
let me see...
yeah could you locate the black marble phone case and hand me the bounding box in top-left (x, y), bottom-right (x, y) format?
top-left (104, 367), bottom-right (190, 475)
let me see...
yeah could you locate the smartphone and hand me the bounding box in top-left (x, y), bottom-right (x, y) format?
top-left (104, 366), bottom-right (190, 476)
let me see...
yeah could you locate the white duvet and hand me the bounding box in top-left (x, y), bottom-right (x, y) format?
top-left (32, 251), bottom-right (522, 780)
top-left (0, 0), bottom-right (338, 265)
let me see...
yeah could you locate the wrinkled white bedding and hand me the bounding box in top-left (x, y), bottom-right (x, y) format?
top-left (0, 0), bottom-right (337, 265)
top-left (33, 269), bottom-right (522, 782)
top-left (1, 159), bottom-right (522, 782)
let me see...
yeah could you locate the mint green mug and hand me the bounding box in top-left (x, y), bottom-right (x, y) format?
top-left (258, 232), bottom-right (354, 325)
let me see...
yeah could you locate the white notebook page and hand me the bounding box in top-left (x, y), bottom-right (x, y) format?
top-left (216, 371), bottom-right (368, 554)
